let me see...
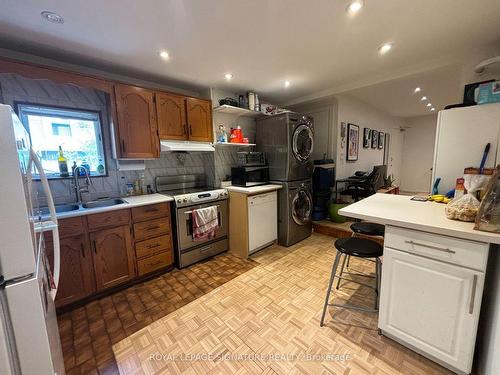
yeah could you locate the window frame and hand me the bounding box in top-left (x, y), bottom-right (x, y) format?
top-left (14, 101), bottom-right (109, 180)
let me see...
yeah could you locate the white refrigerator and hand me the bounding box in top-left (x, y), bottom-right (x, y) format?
top-left (0, 104), bottom-right (64, 374)
top-left (431, 103), bottom-right (500, 194)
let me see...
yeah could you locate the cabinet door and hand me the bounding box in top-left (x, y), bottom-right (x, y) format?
top-left (90, 225), bottom-right (136, 291)
top-left (46, 235), bottom-right (95, 307)
top-left (379, 247), bottom-right (484, 373)
top-left (186, 97), bottom-right (212, 142)
top-left (156, 92), bottom-right (187, 140)
top-left (114, 84), bottom-right (159, 158)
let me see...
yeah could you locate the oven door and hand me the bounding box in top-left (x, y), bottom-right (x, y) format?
top-left (176, 200), bottom-right (228, 250)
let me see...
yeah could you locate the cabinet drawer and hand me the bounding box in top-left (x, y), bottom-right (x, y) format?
top-left (132, 203), bottom-right (170, 222)
top-left (384, 226), bottom-right (489, 271)
top-left (134, 217), bottom-right (170, 241)
top-left (87, 209), bottom-right (131, 230)
top-left (137, 251), bottom-right (172, 276)
top-left (45, 216), bottom-right (85, 242)
top-left (135, 234), bottom-right (172, 259)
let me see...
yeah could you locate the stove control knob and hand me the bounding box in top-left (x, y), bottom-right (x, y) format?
top-left (183, 198), bottom-right (188, 202)
top-left (177, 199), bottom-right (181, 203)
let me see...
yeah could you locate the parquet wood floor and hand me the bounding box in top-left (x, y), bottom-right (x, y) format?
top-left (109, 234), bottom-right (452, 375)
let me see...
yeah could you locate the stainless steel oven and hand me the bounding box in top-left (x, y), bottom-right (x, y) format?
top-left (176, 200), bottom-right (228, 251)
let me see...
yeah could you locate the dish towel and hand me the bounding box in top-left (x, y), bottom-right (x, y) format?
top-left (192, 206), bottom-right (218, 241)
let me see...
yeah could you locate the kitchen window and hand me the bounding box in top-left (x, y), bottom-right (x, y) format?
top-left (17, 104), bottom-right (107, 178)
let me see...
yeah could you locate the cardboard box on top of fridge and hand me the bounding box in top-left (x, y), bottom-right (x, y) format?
top-left (477, 81), bottom-right (500, 104)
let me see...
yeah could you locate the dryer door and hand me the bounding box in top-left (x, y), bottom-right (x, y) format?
top-left (291, 188), bottom-right (312, 225)
top-left (292, 124), bottom-right (314, 162)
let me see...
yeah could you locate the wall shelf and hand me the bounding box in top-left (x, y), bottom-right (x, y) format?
top-left (213, 104), bottom-right (262, 118)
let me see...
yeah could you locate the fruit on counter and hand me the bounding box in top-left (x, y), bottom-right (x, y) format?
top-left (430, 194), bottom-right (445, 202)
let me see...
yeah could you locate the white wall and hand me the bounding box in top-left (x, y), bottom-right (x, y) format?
top-left (400, 114), bottom-right (438, 193)
top-left (335, 94), bottom-right (404, 183)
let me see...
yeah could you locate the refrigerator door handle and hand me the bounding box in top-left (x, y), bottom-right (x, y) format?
top-left (28, 150), bottom-right (60, 301)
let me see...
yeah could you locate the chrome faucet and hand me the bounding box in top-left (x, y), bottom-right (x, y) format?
top-left (73, 166), bottom-right (92, 205)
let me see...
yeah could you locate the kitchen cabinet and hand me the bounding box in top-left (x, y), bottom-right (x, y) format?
top-left (379, 226), bottom-right (488, 374)
top-left (90, 225), bottom-right (136, 291)
top-left (114, 83), bottom-right (160, 159)
top-left (186, 97), bottom-right (212, 142)
top-left (54, 235), bottom-right (95, 307)
top-left (132, 203), bottom-right (173, 276)
top-left (157, 94), bottom-right (213, 142)
top-left (156, 92), bottom-right (187, 140)
top-left (229, 189), bottom-right (278, 258)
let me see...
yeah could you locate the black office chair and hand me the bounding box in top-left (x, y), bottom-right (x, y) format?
top-left (340, 169), bottom-right (380, 201)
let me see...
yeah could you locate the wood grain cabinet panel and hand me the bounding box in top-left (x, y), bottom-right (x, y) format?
top-left (186, 97), bottom-right (212, 142)
top-left (133, 217), bottom-right (170, 241)
top-left (90, 225), bottom-right (136, 291)
top-left (156, 92), bottom-right (187, 140)
top-left (114, 84), bottom-right (159, 158)
top-left (131, 203), bottom-right (170, 223)
top-left (87, 209), bottom-right (131, 231)
top-left (135, 234), bottom-right (172, 259)
top-left (137, 252), bottom-right (172, 276)
top-left (55, 235), bottom-right (95, 307)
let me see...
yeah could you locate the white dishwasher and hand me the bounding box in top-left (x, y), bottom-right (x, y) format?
top-left (248, 191), bottom-right (278, 254)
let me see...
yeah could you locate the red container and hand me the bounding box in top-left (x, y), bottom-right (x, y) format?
top-left (230, 127), bottom-right (243, 143)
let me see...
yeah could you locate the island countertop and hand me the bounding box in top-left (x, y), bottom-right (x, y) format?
top-left (339, 193), bottom-right (500, 244)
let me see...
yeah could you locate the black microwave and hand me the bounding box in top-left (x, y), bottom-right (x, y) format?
top-left (231, 166), bottom-right (269, 187)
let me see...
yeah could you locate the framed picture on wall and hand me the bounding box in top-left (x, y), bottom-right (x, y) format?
top-left (371, 130), bottom-right (378, 149)
top-left (363, 127), bottom-right (371, 148)
top-left (378, 131), bottom-right (384, 149)
top-left (346, 123), bottom-right (359, 161)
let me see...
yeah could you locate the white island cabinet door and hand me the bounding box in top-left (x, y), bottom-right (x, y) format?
top-left (379, 247), bottom-right (484, 374)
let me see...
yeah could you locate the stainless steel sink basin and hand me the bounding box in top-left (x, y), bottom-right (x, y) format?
top-left (40, 204), bottom-right (80, 215)
top-left (82, 198), bottom-right (125, 209)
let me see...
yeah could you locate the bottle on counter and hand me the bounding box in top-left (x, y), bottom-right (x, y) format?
top-left (97, 158), bottom-right (105, 175)
top-left (71, 161), bottom-right (78, 176)
top-left (80, 160), bottom-right (90, 176)
top-left (58, 146), bottom-right (69, 177)
top-left (120, 176), bottom-right (128, 196)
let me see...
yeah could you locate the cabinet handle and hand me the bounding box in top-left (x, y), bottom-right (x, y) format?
top-left (92, 240), bottom-right (97, 254)
top-left (469, 275), bottom-right (478, 314)
top-left (144, 208), bottom-right (158, 213)
top-left (121, 139), bottom-right (126, 153)
top-left (81, 243), bottom-right (85, 258)
top-left (147, 243), bottom-right (161, 249)
top-left (404, 240), bottom-right (456, 254)
top-left (146, 225), bottom-right (160, 230)
top-left (183, 124), bottom-right (188, 135)
top-left (189, 125), bottom-right (192, 135)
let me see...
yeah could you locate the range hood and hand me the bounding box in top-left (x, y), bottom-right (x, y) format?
top-left (160, 140), bottom-right (215, 152)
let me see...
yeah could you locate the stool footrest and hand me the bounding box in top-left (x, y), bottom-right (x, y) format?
top-left (328, 303), bottom-right (378, 313)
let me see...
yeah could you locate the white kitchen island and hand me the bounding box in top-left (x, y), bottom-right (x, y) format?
top-left (339, 194), bottom-right (500, 375)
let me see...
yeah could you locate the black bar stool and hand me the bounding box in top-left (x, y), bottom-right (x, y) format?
top-left (341, 222), bottom-right (385, 281)
top-left (320, 237), bottom-right (383, 326)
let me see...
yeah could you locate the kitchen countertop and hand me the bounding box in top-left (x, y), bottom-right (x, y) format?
top-left (339, 193), bottom-right (500, 244)
top-left (225, 184), bottom-right (282, 195)
top-left (50, 193), bottom-right (174, 219)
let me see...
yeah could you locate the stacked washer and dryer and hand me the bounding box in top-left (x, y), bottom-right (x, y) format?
top-left (256, 112), bottom-right (314, 246)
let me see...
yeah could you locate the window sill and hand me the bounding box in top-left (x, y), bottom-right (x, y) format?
top-left (31, 174), bottom-right (109, 181)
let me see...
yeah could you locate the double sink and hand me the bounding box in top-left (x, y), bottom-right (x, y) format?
top-left (40, 198), bottom-right (126, 215)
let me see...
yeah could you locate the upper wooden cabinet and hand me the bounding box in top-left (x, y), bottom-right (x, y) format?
top-left (114, 84), bottom-right (160, 158)
top-left (156, 92), bottom-right (187, 140)
top-left (156, 94), bottom-right (212, 143)
top-left (90, 225), bottom-right (136, 291)
top-left (186, 97), bottom-right (212, 142)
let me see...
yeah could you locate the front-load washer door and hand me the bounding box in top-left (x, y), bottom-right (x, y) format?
top-left (291, 188), bottom-right (312, 225)
top-left (292, 124), bottom-right (314, 163)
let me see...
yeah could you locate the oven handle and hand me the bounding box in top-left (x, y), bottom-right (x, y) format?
top-left (184, 204), bottom-right (221, 215)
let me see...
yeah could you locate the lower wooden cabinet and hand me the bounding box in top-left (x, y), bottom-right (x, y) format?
top-left (46, 234), bottom-right (95, 308)
top-left (90, 225), bottom-right (136, 291)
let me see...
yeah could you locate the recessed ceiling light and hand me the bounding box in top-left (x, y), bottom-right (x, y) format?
top-left (224, 73), bottom-right (233, 80)
top-left (426, 103), bottom-right (432, 107)
top-left (347, 0), bottom-right (363, 14)
top-left (41, 11), bottom-right (64, 24)
top-left (414, 87), bottom-right (421, 93)
top-left (159, 50), bottom-right (170, 60)
top-left (421, 96), bottom-right (427, 101)
top-left (284, 80), bottom-right (291, 88)
top-left (431, 108), bottom-right (436, 111)
top-left (378, 43), bottom-right (393, 55)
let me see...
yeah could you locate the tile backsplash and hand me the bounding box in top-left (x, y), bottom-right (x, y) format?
top-left (0, 73), bottom-right (237, 206)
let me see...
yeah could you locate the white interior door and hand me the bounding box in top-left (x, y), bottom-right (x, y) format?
top-left (379, 247), bottom-right (484, 373)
